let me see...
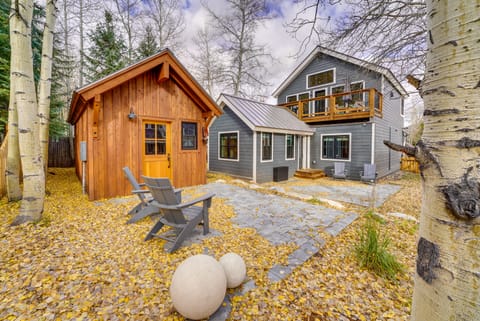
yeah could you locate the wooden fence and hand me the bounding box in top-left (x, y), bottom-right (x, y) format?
top-left (48, 137), bottom-right (74, 168)
top-left (401, 155), bottom-right (420, 173)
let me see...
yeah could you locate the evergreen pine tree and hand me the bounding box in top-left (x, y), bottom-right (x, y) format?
top-left (136, 25), bottom-right (160, 60)
top-left (84, 10), bottom-right (127, 82)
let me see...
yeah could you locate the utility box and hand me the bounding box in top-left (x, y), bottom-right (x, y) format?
top-left (273, 166), bottom-right (288, 182)
top-left (80, 141), bottom-right (87, 161)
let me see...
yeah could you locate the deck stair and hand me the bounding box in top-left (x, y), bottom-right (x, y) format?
top-left (294, 168), bottom-right (326, 179)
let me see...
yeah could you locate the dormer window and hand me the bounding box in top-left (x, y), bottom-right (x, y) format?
top-left (307, 68), bottom-right (335, 88)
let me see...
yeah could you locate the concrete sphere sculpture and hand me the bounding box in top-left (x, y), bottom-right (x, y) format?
top-left (219, 253), bottom-right (247, 288)
top-left (170, 254), bottom-right (226, 320)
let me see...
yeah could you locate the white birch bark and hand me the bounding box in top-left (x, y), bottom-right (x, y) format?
top-left (6, 74), bottom-right (22, 201)
top-left (410, 1), bottom-right (480, 319)
top-left (10, 0), bottom-right (45, 225)
top-left (38, 0), bottom-right (57, 170)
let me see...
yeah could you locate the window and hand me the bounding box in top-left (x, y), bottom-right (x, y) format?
top-left (285, 134), bottom-right (295, 160)
top-left (350, 81), bottom-right (364, 103)
top-left (219, 132), bottom-right (238, 160)
top-left (331, 85), bottom-right (345, 107)
top-left (261, 132), bottom-right (273, 162)
top-left (313, 89), bottom-right (327, 114)
top-left (285, 93), bottom-right (309, 115)
top-left (321, 134), bottom-right (351, 160)
top-left (144, 123), bottom-right (166, 155)
top-left (307, 69), bottom-right (335, 88)
top-left (182, 122), bottom-right (197, 150)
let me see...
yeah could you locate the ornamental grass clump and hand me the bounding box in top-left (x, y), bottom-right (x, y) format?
top-left (355, 212), bottom-right (403, 279)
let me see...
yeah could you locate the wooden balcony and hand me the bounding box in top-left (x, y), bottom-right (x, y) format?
top-left (280, 88), bottom-right (383, 123)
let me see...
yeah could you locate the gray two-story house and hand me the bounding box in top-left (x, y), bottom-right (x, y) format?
top-left (208, 46), bottom-right (408, 182)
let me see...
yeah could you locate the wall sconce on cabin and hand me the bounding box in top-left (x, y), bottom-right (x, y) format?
top-left (128, 107), bottom-right (137, 120)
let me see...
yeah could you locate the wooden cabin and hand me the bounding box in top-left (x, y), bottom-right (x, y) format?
top-left (68, 49), bottom-right (222, 200)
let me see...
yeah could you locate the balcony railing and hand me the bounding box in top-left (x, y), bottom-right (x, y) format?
top-left (280, 88), bottom-right (383, 123)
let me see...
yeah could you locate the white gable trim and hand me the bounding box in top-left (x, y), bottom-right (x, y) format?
top-left (272, 46), bottom-right (408, 98)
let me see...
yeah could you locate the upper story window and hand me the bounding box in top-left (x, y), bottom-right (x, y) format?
top-left (307, 68), bottom-right (335, 88)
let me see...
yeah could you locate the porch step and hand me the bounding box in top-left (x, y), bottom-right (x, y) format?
top-left (294, 169), bottom-right (326, 179)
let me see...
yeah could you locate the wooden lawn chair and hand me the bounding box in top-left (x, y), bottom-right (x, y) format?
top-left (360, 163), bottom-right (378, 183)
top-left (331, 162), bottom-right (347, 179)
top-left (142, 176), bottom-right (215, 253)
top-left (122, 166), bottom-right (181, 224)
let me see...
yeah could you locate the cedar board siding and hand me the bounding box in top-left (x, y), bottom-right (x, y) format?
top-left (277, 54), bottom-right (382, 104)
top-left (255, 133), bottom-right (299, 183)
top-left (310, 123), bottom-right (373, 179)
top-left (75, 70), bottom-right (208, 200)
top-left (209, 107), bottom-right (253, 180)
top-left (374, 78), bottom-right (403, 177)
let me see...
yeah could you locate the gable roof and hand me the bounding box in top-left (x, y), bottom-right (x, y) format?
top-left (218, 94), bottom-right (314, 136)
top-left (271, 46), bottom-right (408, 97)
top-left (68, 49), bottom-right (221, 124)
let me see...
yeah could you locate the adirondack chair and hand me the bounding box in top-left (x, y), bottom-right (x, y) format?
top-left (331, 162), bottom-right (347, 179)
top-left (360, 163), bottom-right (377, 183)
top-left (122, 166), bottom-right (181, 224)
top-left (142, 176), bottom-right (215, 253)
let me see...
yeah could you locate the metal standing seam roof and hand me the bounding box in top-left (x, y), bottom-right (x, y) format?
top-left (218, 94), bottom-right (315, 135)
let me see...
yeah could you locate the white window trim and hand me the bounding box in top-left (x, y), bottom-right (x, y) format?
top-left (218, 131), bottom-right (239, 162)
top-left (286, 94), bottom-right (297, 103)
top-left (320, 133), bottom-right (352, 162)
top-left (350, 80), bottom-right (366, 102)
top-left (306, 68), bottom-right (336, 89)
top-left (285, 134), bottom-right (295, 160)
top-left (260, 132), bottom-right (274, 163)
top-left (312, 88), bottom-right (329, 113)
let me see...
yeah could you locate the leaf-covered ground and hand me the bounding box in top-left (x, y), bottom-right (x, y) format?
top-left (0, 168), bottom-right (420, 320)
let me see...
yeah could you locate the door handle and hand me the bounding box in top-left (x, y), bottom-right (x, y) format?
top-left (167, 153), bottom-right (171, 168)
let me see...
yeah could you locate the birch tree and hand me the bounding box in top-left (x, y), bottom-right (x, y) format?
top-left (111, 0), bottom-right (141, 63)
top-left (287, 0), bottom-right (427, 78)
top-left (204, 0), bottom-right (271, 98)
top-left (9, 0), bottom-right (45, 224)
top-left (38, 0), bottom-right (57, 170)
top-left (144, 0), bottom-right (185, 50)
top-left (385, 1), bottom-right (480, 319)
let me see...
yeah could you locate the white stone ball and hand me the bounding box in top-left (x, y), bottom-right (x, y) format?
top-left (219, 253), bottom-right (246, 288)
top-left (170, 254), bottom-right (226, 320)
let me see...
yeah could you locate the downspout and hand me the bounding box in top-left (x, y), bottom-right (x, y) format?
top-left (371, 123), bottom-right (376, 164)
top-left (253, 131), bottom-right (257, 182)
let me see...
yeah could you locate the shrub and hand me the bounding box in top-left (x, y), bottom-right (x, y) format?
top-left (354, 215), bottom-right (403, 279)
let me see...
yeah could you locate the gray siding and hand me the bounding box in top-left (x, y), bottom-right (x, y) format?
top-left (277, 53), bottom-right (382, 104)
top-left (208, 107), bottom-right (253, 179)
top-left (255, 133), bottom-right (300, 183)
top-left (310, 123), bottom-right (373, 179)
top-left (374, 78), bottom-right (404, 177)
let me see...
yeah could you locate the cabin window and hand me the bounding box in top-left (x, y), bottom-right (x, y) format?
top-left (313, 89), bottom-right (328, 114)
top-left (261, 132), bottom-right (273, 162)
top-left (285, 134), bottom-right (295, 160)
top-left (321, 134), bottom-right (351, 161)
top-left (144, 123), bottom-right (166, 155)
top-left (331, 85), bottom-right (345, 107)
top-left (181, 122), bottom-right (197, 150)
top-left (219, 131), bottom-right (239, 160)
top-left (307, 68), bottom-right (335, 88)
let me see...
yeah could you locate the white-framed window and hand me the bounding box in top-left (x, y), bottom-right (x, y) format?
top-left (312, 88), bottom-right (328, 114)
top-left (331, 84), bottom-right (345, 107)
top-left (320, 133), bottom-right (351, 161)
top-left (285, 134), bottom-right (295, 160)
top-left (350, 81), bottom-right (365, 103)
top-left (261, 132), bottom-right (273, 162)
top-left (285, 92), bottom-right (310, 116)
top-left (306, 68), bottom-right (336, 89)
top-left (218, 131), bottom-right (239, 161)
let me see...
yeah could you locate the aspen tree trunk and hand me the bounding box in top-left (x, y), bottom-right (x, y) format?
top-left (6, 77), bottom-right (22, 201)
top-left (410, 1), bottom-right (480, 319)
top-left (38, 0), bottom-right (57, 170)
top-left (10, 0), bottom-right (45, 225)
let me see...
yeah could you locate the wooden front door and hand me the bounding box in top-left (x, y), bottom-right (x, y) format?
top-left (142, 121), bottom-right (172, 179)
